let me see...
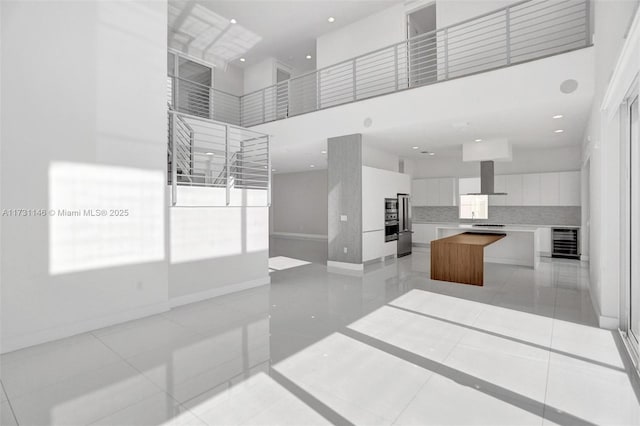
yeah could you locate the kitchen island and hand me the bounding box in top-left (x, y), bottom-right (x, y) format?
top-left (431, 232), bottom-right (506, 285)
top-left (435, 225), bottom-right (541, 269)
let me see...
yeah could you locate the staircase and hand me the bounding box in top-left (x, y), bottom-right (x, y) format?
top-left (167, 109), bottom-right (271, 206)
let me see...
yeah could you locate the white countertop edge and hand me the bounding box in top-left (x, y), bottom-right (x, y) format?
top-left (412, 222), bottom-right (580, 228)
top-left (435, 225), bottom-right (538, 233)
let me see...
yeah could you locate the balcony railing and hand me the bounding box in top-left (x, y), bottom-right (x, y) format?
top-left (168, 110), bottom-right (270, 207)
top-left (169, 0), bottom-right (591, 128)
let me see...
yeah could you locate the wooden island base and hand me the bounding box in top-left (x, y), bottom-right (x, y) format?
top-left (431, 232), bottom-right (506, 286)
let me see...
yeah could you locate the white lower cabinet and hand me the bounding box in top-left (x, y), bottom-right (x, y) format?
top-left (412, 223), bottom-right (444, 245)
top-left (537, 227), bottom-right (552, 256)
top-left (363, 230), bottom-right (391, 262)
top-left (363, 231), bottom-right (397, 262)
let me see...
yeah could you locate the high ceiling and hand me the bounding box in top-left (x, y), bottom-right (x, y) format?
top-left (168, 0), bottom-right (402, 71)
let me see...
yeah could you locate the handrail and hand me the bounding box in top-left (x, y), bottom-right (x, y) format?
top-left (167, 110), bottom-right (270, 207)
top-left (168, 0), bottom-right (591, 128)
top-left (169, 73), bottom-right (240, 98)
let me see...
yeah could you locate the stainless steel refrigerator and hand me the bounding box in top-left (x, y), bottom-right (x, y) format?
top-left (397, 193), bottom-right (412, 257)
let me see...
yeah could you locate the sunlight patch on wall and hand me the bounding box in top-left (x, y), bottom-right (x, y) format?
top-left (48, 162), bottom-right (165, 275)
top-left (172, 185), bottom-right (267, 207)
top-left (246, 207), bottom-right (268, 253)
top-left (170, 207), bottom-right (241, 264)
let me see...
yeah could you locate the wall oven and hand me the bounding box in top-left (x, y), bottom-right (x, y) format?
top-left (384, 198), bottom-right (398, 242)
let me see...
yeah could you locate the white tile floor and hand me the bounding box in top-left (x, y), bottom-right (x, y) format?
top-left (1, 251), bottom-right (639, 425)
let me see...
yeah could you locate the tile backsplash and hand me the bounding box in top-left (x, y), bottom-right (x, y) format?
top-left (413, 206), bottom-right (581, 226)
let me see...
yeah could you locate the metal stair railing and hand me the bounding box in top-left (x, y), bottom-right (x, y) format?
top-left (167, 110), bottom-right (271, 207)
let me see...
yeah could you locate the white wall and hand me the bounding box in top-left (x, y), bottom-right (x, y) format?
top-left (271, 170), bottom-right (328, 236)
top-left (362, 143), bottom-right (399, 172)
top-left (0, 0), bottom-right (168, 352)
top-left (169, 206), bottom-right (269, 304)
top-left (408, 145), bottom-right (582, 178)
top-left (244, 58), bottom-right (277, 94)
top-left (582, 0), bottom-right (640, 328)
top-left (316, 4), bottom-right (406, 69)
top-left (0, 0), bottom-right (270, 353)
top-left (315, 1), bottom-right (521, 70)
top-left (214, 63), bottom-right (244, 96)
top-left (436, 0), bottom-right (519, 27)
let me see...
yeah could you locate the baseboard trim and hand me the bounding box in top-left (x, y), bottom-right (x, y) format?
top-left (588, 290), bottom-right (619, 330)
top-left (412, 242), bottom-right (429, 248)
top-left (1, 302), bottom-right (170, 355)
top-left (599, 315), bottom-right (619, 329)
top-left (484, 256), bottom-right (534, 268)
top-left (327, 261), bottom-right (364, 271)
top-left (2, 276), bottom-right (273, 355)
top-left (169, 276), bottom-right (271, 308)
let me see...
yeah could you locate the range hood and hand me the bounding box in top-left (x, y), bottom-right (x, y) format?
top-left (468, 160), bottom-right (507, 195)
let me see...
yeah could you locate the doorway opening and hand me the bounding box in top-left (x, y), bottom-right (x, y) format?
top-left (407, 3), bottom-right (437, 87)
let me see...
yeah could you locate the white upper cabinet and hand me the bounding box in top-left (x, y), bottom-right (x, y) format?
top-left (425, 179), bottom-right (440, 205)
top-left (430, 172), bottom-right (581, 207)
top-left (439, 178), bottom-right (457, 206)
top-left (458, 177), bottom-right (480, 195)
top-left (504, 172), bottom-right (579, 206)
top-left (412, 178), bottom-right (457, 206)
top-left (505, 174), bottom-right (523, 206)
top-left (412, 179), bottom-right (428, 206)
top-left (490, 175), bottom-right (507, 206)
top-left (539, 173), bottom-right (560, 205)
top-left (522, 174), bottom-right (541, 206)
top-left (558, 171), bottom-right (581, 206)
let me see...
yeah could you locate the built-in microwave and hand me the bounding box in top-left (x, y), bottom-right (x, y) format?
top-left (385, 198), bottom-right (398, 213)
top-left (384, 198), bottom-right (399, 242)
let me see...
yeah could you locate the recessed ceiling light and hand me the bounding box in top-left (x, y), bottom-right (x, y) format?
top-left (205, 152), bottom-right (214, 155)
top-left (412, 146), bottom-right (419, 150)
top-left (475, 138), bottom-right (482, 142)
top-left (306, 55), bottom-right (312, 59)
top-left (263, 165), bottom-right (268, 168)
top-left (554, 129), bottom-right (564, 133)
top-left (321, 150), bottom-right (327, 154)
top-left (239, 57), bottom-right (246, 62)
top-left (309, 164), bottom-right (315, 168)
top-left (428, 152), bottom-right (436, 156)
top-left (271, 168), bottom-right (276, 172)
top-left (553, 114), bottom-right (563, 119)
top-left (420, 151), bottom-right (435, 156)
top-left (230, 18), bottom-right (237, 24)
top-left (327, 16), bottom-right (335, 23)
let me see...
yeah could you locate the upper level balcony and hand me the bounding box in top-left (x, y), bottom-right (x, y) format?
top-left (168, 0), bottom-right (592, 128)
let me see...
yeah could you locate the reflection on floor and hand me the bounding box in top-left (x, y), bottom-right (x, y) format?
top-left (1, 252), bottom-right (639, 425)
top-left (268, 256), bottom-right (311, 271)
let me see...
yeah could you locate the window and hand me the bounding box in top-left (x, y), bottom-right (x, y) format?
top-left (459, 195), bottom-right (488, 219)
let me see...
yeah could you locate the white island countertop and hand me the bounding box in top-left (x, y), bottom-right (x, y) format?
top-left (434, 225), bottom-right (541, 269)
